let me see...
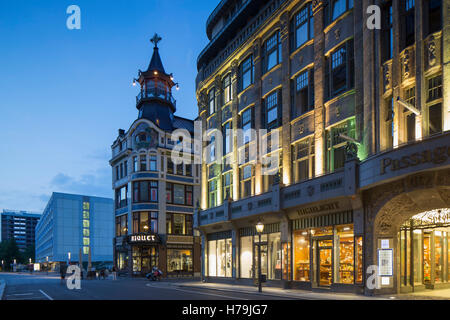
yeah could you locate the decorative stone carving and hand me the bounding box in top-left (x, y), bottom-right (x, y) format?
top-left (334, 28), bottom-right (341, 41)
top-left (231, 60), bottom-right (239, 81)
top-left (345, 142), bottom-right (358, 161)
top-left (312, 0), bottom-right (323, 13)
top-left (299, 125), bottom-right (305, 135)
top-left (427, 36), bottom-right (437, 67)
top-left (299, 55), bottom-right (304, 64)
top-left (253, 42), bottom-right (260, 58)
top-left (214, 77), bottom-right (222, 93)
top-left (383, 63), bottom-right (391, 92)
top-left (336, 107), bottom-right (340, 118)
top-left (280, 12), bottom-right (289, 39)
top-left (403, 49), bottom-right (411, 79)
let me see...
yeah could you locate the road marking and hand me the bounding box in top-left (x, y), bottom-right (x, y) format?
top-left (39, 289), bottom-right (54, 301)
top-left (10, 293), bottom-right (34, 296)
top-left (145, 284), bottom-right (248, 300)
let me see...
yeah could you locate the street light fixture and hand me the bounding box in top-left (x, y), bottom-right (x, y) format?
top-left (68, 252), bottom-right (71, 265)
top-left (255, 221), bottom-right (264, 293)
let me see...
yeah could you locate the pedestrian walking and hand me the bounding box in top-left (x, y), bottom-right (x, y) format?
top-left (112, 266), bottom-right (117, 280)
top-left (60, 263), bottom-right (67, 285)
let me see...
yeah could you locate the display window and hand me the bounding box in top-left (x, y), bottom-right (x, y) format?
top-left (293, 230), bottom-right (310, 281)
top-left (132, 246), bottom-right (159, 274)
top-left (167, 249), bottom-right (193, 273)
top-left (207, 238), bottom-right (232, 277)
top-left (336, 225), bottom-right (354, 284)
top-left (239, 233), bottom-right (281, 280)
top-left (292, 224), bottom-right (359, 286)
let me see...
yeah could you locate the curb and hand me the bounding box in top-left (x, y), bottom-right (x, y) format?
top-left (172, 283), bottom-right (391, 301)
top-left (0, 280), bottom-right (6, 300)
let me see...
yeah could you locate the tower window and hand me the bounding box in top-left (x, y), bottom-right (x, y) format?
top-left (292, 69), bottom-right (314, 118)
top-left (223, 74), bottom-right (232, 105)
top-left (208, 88), bottom-right (216, 115)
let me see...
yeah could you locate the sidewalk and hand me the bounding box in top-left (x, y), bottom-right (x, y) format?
top-left (0, 280), bottom-right (5, 300)
top-left (153, 280), bottom-right (389, 300)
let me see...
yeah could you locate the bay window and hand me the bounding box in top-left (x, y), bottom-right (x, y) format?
top-left (291, 3), bottom-right (314, 50)
top-left (133, 211), bottom-right (158, 234)
top-left (292, 69), bottom-right (314, 118)
top-left (209, 88), bottom-right (216, 115)
top-left (325, 40), bottom-right (354, 100)
top-left (264, 90), bottom-right (281, 130)
top-left (239, 55), bottom-right (254, 91)
top-left (326, 118), bottom-right (356, 172)
top-left (115, 185), bottom-right (128, 209)
top-left (149, 155), bottom-right (157, 171)
top-left (115, 214), bottom-right (128, 237)
top-left (223, 74), bottom-right (232, 105)
top-left (324, 0), bottom-right (354, 26)
top-left (133, 181), bottom-right (158, 203)
top-left (166, 183), bottom-right (194, 206)
top-left (263, 31), bottom-right (282, 73)
top-left (166, 213), bottom-right (193, 236)
top-left (292, 137), bottom-right (315, 183)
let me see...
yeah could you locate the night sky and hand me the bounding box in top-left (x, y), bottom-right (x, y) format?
top-left (0, 0), bottom-right (217, 212)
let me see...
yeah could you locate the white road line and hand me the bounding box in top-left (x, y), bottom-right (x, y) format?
top-left (39, 289), bottom-right (54, 301)
top-left (146, 284), bottom-right (248, 300)
top-left (9, 293), bottom-right (34, 296)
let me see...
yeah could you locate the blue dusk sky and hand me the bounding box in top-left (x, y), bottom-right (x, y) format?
top-left (0, 0), bottom-right (217, 212)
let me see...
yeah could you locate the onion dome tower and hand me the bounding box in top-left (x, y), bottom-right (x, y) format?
top-left (133, 34), bottom-right (179, 131)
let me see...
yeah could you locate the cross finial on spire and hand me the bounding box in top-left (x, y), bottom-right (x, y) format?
top-left (150, 33), bottom-right (162, 48)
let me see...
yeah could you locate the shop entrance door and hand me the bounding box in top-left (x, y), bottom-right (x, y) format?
top-left (317, 240), bottom-right (333, 287)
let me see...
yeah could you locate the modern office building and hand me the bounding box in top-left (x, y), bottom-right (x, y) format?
top-left (35, 192), bottom-right (113, 266)
top-left (194, 0), bottom-right (449, 296)
top-left (110, 35), bottom-right (201, 277)
top-left (0, 210), bottom-right (40, 252)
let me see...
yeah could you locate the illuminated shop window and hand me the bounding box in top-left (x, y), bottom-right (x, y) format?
top-left (207, 238), bottom-right (232, 277)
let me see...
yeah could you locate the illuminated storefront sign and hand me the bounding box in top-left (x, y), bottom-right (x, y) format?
top-left (129, 234), bottom-right (159, 243)
top-left (381, 146), bottom-right (450, 175)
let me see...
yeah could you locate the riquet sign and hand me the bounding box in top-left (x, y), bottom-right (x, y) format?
top-left (129, 235), bottom-right (159, 243)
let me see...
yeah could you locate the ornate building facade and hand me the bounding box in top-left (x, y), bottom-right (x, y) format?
top-left (194, 0), bottom-right (450, 295)
top-left (110, 35), bottom-right (201, 277)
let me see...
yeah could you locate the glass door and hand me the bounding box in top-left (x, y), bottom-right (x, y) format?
top-left (317, 240), bottom-right (333, 287)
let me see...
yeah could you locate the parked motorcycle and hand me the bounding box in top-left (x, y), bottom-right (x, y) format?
top-left (146, 266), bottom-right (163, 281)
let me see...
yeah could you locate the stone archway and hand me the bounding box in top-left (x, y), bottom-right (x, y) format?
top-left (363, 168), bottom-right (450, 294)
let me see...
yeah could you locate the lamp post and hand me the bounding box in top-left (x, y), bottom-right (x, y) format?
top-left (68, 252), bottom-right (71, 265)
top-left (255, 221), bottom-right (264, 293)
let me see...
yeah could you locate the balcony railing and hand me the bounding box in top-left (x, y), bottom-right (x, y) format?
top-left (136, 88), bottom-right (176, 107)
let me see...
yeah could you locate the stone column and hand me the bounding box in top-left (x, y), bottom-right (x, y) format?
top-left (414, 0), bottom-right (424, 140)
top-left (362, 0), bottom-right (376, 157)
top-left (253, 39), bottom-right (263, 195)
top-left (312, 1), bottom-right (326, 175)
top-left (214, 76), bottom-right (223, 206)
top-left (231, 59), bottom-right (241, 201)
top-left (280, 11), bottom-right (292, 186)
top-left (198, 90), bottom-right (208, 209)
top-left (443, 0), bottom-right (450, 131)
top-left (391, 0), bottom-right (401, 147)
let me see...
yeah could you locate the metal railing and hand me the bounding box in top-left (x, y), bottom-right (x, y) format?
top-left (136, 88), bottom-right (176, 107)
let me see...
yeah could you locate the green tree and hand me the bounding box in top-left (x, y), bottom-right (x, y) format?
top-left (22, 244), bottom-right (35, 264)
top-left (0, 240), bottom-right (21, 270)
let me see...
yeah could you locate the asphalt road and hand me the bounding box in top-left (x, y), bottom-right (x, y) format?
top-left (0, 273), bottom-right (292, 300)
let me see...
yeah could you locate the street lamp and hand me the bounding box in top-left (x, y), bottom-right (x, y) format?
top-left (68, 252), bottom-right (71, 265)
top-left (255, 221), bottom-right (264, 293)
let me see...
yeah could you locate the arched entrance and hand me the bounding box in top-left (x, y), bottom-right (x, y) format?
top-left (398, 209), bottom-right (450, 292)
top-left (363, 168), bottom-right (450, 295)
